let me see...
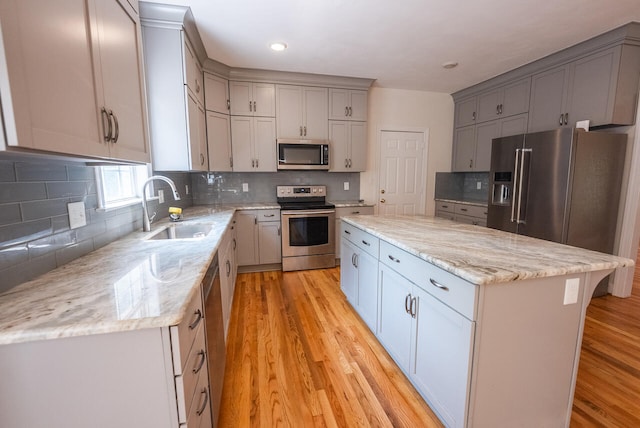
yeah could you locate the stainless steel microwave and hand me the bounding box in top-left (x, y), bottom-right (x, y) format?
top-left (277, 139), bottom-right (330, 170)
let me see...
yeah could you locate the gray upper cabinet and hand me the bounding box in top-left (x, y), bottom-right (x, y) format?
top-left (229, 82), bottom-right (276, 117)
top-left (204, 73), bottom-right (230, 114)
top-left (0, 0), bottom-right (150, 163)
top-left (454, 96), bottom-right (478, 128)
top-left (275, 85), bottom-right (328, 139)
top-left (329, 89), bottom-right (368, 121)
top-left (528, 45), bottom-right (640, 132)
top-left (476, 78), bottom-right (530, 122)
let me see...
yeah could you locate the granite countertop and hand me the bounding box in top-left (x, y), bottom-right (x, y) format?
top-left (342, 215), bottom-right (634, 286)
top-left (435, 198), bottom-right (488, 207)
top-left (0, 205), bottom-right (268, 346)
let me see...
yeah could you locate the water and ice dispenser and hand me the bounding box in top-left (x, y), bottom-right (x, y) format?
top-left (492, 172), bottom-right (512, 205)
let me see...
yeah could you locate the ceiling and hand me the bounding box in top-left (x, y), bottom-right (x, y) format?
top-left (147, 0), bottom-right (640, 93)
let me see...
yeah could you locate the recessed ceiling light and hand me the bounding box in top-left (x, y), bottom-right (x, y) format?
top-left (442, 61), bottom-right (459, 69)
top-left (270, 42), bottom-right (287, 52)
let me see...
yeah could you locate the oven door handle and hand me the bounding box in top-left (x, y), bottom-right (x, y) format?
top-left (281, 209), bottom-right (335, 216)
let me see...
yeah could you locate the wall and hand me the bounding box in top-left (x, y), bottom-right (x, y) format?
top-left (0, 155), bottom-right (191, 292)
top-left (361, 87), bottom-right (454, 215)
top-left (191, 171), bottom-right (360, 204)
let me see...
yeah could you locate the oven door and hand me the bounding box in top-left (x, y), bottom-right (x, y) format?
top-left (280, 209), bottom-right (335, 257)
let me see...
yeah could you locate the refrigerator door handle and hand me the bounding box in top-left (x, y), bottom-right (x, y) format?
top-left (516, 149), bottom-right (532, 224)
top-left (511, 149), bottom-right (521, 223)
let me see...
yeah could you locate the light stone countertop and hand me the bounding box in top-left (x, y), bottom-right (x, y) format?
top-left (435, 198), bottom-right (488, 207)
top-left (332, 201), bottom-right (375, 208)
top-left (0, 205), bottom-right (254, 346)
top-left (342, 214), bottom-right (634, 285)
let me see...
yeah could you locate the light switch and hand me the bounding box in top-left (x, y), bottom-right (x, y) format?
top-left (563, 278), bottom-right (580, 305)
top-left (476, 181), bottom-right (482, 190)
top-left (344, 182), bottom-right (350, 191)
top-left (68, 202), bottom-right (87, 229)
top-left (242, 183), bottom-right (249, 192)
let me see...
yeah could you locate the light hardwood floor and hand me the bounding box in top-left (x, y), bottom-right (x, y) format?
top-left (218, 257), bottom-right (640, 427)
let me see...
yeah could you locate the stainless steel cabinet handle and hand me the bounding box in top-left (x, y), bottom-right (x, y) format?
top-left (348, 106), bottom-right (352, 117)
top-left (388, 254), bottom-right (400, 263)
top-left (252, 159), bottom-right (255, 168)
top-left (111, 112), bottom-right (119, 143)
top-left (249, 101), bottom-right (253, 112)
top-left (496, 104), bottom-right (500, 115)
top-left (196, 388), bottom-right (209, 416)
top-left (300, 126), bottom-right (303, 136)
top-left (277, 227), bottom-right (281, 236)
top-left (460, 208), bottom-right (468, 212)
top-left (233, 238), bottom-right (237, 250)
top-left (345, 159), bottom-right (349, 168)
top-left (564, 112), bottom-right (569, 125)
top-left (226, 260), bottom-right (231, 277)
top-left (353, 254), bottom-right (358, 268)
top-left (559, 114), bottom-right (564, 126)
top-left (230, 157), bottom-right (233, 168)
top-left (192, 350), bottom-right (206, 374)
top-left (472, 111), bottom-right (476, 121)
top-left (361, 240), bottom-right (370, 246)
top-left (429, 278), bottom-right (449, 292)
top-left (188, 309), bottom-right (203, 330)
top-left (469, 159), bottom-right (473, 169)
top-left (256, 159), bottom-right (259, 168)
top-left (101, 108), bottom-right (111, 142)
top-left (227, 99), bottom-right (230, 110)
top-left (344, 230), bottom-right (351, 234)
top-left (351, 253), bottom-right (356, 267)
top-left (348, 159), bottom-right (352, 168)
top-left (303, 126), bottom-right (307, 136)
top-left (263, 213), bottom-right (275, 217)
top-left (351, 211), bottom-right (360, 214)
top-left (200, 153), bottom-right (205, 165)
top-left (253, 101), bottom-right (256, 112)
top-left (404, 294), bottom-right (411, 314)
top-left (345, 106), bottom-right (349, 117)
top-left (410, 297), bottom-right (417, 318)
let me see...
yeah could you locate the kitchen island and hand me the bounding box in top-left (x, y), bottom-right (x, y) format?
top-left (340, 214), bottom-right (633, 428)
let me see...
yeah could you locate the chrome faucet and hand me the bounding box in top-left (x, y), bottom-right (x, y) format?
top-left (142, 175), bottom-right (181, 232)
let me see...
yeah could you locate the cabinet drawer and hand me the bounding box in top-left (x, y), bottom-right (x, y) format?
top-left (336, 206), bottom-right (375, 217)
top-left (435, 201), bottom-right (455, 213)
top-left (454, 204), bottom-right (487, 218)
top-left (176, 322), bottom-right (207, 423)
top-left (256, 209), bottom-right (280, 222)
top-left (435, 210), bottom-right (455, 221)
top-left (379, 240), bottom-right (477, 320)
top-left (342, 222), bottom-right (379, 258)
top-left (182, 365), bottom-right (212, 428)
top-left (170, 289), bottom-right (204, 373)
top-left (455, 214), bottom-right (487, 227)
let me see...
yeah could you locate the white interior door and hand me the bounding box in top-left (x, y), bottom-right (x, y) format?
top-left (378, 130), bottom-right (427, 215)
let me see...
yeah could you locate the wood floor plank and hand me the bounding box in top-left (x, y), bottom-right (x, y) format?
top-left (218, 248), bottom-right (640, 427)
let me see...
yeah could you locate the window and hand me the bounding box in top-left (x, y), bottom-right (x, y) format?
top-left (96, 164), bottom-right (150, 209)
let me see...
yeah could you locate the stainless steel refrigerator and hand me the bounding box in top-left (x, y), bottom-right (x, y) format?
top-left (488, 128), bottom-right (626, 293)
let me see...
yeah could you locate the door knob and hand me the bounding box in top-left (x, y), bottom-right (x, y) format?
top-left (380, 199), bottom-right (386, 203)
top-left (381, 189), bottom-right (385, 194)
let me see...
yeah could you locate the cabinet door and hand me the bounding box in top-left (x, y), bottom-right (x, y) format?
top-left (0, 0), bottom-right (106, 157)
top-left (219, 241), bottom-right (233, 339)
top-left (94, 0), bottom-right (149, 162)
top-left (567, 47), bottom-right (621, 127)
top-left (340, 239), bottom-right (358, 304)
top-left (204, 73), bottom-right (229, 114)
top-left (328, 89), bottom-right (350, 120)
top-left (349, 121), bottom-right (367, 171)
top-left (411, 285), bottom-right (474, 428)
top-left (187, 92), bottom-right (207, 171)
top-left (253, 117), bottom-right (276, 171)
top-left (229, 81), bottom-right (253, 116)
top-left (356, 250), bottom-right (378, 333)
top-left (476, 89), bottom-right (501, 123)
top-left (183, 40), bottom-right (203, 105)
top-left (253, 83), bottom-right (276, 117)
top-left (235, 212), bottom-right (258, 266)
top-left (349, 90), bottom-right (368, 121)
top-left (329, 121), bottom-right (349, 171)
top-left (258, 222), bottom-right (282, 264)
top-left (378, 264), bottom-right (413, 372)
top-left (501, 77), bottom-right (530, 117)
top-left (499, 113), bottom-right (528, 138)
top-left (230, 116), bottom-right (254, 171)
top-left (473, 120), bottom-right (499, 172)
top-left (454, 96), bottom-right (477, 128)
top-left (206, 111), bottom-right (232, 172)
top-left (527, 65), bottom-right (569, 133)
top-left (275, 85), bottom-right (303, 138)
top-left (303, 87), bottom-right (328, 138)
top-left (452, 126), bottom-right (475, 172)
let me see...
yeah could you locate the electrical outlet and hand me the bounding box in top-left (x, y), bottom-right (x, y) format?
top-left (242, 183), bottom-right (249, 192)
top-left (476, 181), bottom-right (482, 190)
top-left (563, 278), bottom-right (580, 305)
top-left (158, 189), bottom-right (165, 204)
top-left (68, 202), bottom-right (87, 229)
top-left (185, 184), bottom-right (190, 195)
top-left (344, 181), bottom-right (350, 191)
top-left (207, 173), bottom-right (214, 185)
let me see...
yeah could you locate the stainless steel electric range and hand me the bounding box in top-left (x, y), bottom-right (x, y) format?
top-left (277, 185), bottom-right (336, 271)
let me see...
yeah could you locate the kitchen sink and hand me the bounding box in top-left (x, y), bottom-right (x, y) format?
top-left (146, 223), bottom-right (214, 240)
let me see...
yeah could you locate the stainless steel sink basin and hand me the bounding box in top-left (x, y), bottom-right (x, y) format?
top-left (147, 223), bottom-right (214, 240)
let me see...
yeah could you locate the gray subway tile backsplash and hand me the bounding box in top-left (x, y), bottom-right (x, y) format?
top-left (0, 154), bottom-right (193, 291)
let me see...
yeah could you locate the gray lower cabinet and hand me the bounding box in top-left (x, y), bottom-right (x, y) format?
top-left (0, 289), bottom-right (212, 428)
top-left (236, 209), bottom-right (281, 267)
top-left (436, 202), bottom-right (487, 227)
top-left (335, 206), bottom-right (375, 258)
top-left (340, 223), bottom-right (379, 332)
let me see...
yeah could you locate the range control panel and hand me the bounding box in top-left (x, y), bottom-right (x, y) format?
top-left (277, 185), bottom-right (326, 198)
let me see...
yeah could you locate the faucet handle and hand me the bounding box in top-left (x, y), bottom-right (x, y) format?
top-left (149, 211), bottom-right (157, 223)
